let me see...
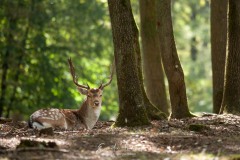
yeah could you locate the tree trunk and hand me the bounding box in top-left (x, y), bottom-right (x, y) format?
top-left (220, 0), bottom-right (240, 114)
top-left (6, 25), bottom-right (30, 118)
top-left (108, 0), bottom-right (149, 127)
top-left (156, 0), bottom-right (193, 119)
top-left (190, 3), bottom-right (197, 61)
top-left (6, 0), bottom-right (34, 118)
top-left (190, 37), bottom-right (197, 61)
top-left (140, 0), bottom-right (169, 116)
top-left (211, 0), bottom-right (227, 114)
top-left (0, 50), bottom-right (10, 117)
top-left (0, 6), bottom-right (17, 117)
top-left (135, 18), bottom-right (167, 120)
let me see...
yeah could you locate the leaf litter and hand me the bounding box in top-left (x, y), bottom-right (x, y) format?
top-left (0, 114), bottom-right (240, 160)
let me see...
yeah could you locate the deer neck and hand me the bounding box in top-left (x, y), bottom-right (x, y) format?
top-left (77, 99), bottom-right (101, 129)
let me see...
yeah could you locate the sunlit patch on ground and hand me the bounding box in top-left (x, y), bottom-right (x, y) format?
top-left (0, 138), bottom-right (20, 149)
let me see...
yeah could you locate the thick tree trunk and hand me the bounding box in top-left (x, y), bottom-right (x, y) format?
top-left (220, 1), bottom-right (240, 114)
top-left (140, 0), bottom-right (169, 116)
top-left (156, 0), bottom-right (193, 119)
top-left (211, 0), bottom-right (227, 114)
top-left (108, 0), bottom-right (149, 126)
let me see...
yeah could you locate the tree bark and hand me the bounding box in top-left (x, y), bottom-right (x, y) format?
top-left (220, 0), bottom-right (240, 114)
top-left (156, 0), bottom-right (193, 119)
top-left (108, 0), bottom-right (150, 126)
top-left (140, 0), bottom-right (169, 116)
top-left (211, 0), bottom-right (227, 114)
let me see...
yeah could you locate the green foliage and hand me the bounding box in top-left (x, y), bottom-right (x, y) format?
top-left (229, 154), bottom-right (240, 160)
top-left (0, 0), bottom-right (117, 120)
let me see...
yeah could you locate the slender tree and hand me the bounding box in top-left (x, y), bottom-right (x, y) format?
top-left (0, 1), bottom-right (17, 117)
top-left (140, 0), bottom-right (169, 115)
top-left (108, 0), bottom-right (150, 126)
top-left (156, 0), bottom-right (193, 119)
top-left (220, 0), bottom-right (240, 114)
top-left (134, 1), bottom-right (167, 120)
top-left (5, 0), bottom-right (35, 118)
top-left (211, 0), bottom-right (227, 114)
top-left (135, 18), bottom-right (167, 120)
top-left (190, 3), bottom-right (198, 61)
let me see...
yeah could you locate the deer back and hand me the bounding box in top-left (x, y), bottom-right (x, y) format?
top-left (29, 108), bottom-right (71, 129)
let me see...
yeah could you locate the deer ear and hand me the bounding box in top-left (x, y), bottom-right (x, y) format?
top-left (77, 87), bottom-right (88, 95)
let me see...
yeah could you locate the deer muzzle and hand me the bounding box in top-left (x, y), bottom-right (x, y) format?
top-left (94, 100), bottom-right (100, 107)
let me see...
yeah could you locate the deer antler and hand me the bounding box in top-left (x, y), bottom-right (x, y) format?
top-left (68, 58), bottom-right (90, 89)
top-left (99, 59), bottom-right (115, 89)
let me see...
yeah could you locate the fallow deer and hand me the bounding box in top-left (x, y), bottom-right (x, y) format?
top-left (29, 58), bottom-right (113, 130)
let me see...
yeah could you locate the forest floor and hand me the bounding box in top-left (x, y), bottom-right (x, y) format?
top-left (0, 114), bottom-right (240, 160)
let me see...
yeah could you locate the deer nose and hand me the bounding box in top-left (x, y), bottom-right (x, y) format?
top-left (94, 101), bottom-right (100, 106)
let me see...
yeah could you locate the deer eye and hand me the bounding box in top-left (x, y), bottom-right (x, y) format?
top-left (87, 95), bottom-right (91, 97)
top-left (99, 95), bottom-right (102, 97)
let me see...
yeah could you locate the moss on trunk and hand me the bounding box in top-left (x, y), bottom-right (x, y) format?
top-left (108, 0), bottom-right (150, 127)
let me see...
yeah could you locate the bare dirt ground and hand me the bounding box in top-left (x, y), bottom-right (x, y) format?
top-left (0, 114), bottom-right (240, 160)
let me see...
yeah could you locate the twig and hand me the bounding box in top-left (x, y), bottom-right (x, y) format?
top-left (4, 128), bottom-right (15, 137)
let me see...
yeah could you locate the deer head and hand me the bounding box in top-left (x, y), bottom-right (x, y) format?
top-left (68, 58), bottom-right (114, 109)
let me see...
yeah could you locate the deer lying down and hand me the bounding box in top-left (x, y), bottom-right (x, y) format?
top-left (29, 58), bottom-right (113, 130)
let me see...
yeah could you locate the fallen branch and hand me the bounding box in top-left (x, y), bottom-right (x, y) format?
top-left (16, 147), bottom-right (69, 153)
top-left (0, 148), bottom-right (69, 154)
